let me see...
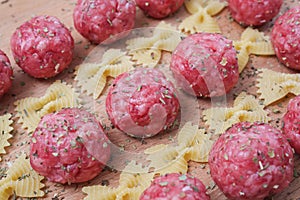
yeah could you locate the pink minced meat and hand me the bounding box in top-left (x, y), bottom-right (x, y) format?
top-left (136, 0), bottom-right (184, 19)
top-left (228, 0), bottom-right (283, 26)
top-left (30, 108), bottom-right (111, 184)
top-left (106, 68), bottom-right (180, 138)
top-left (10, 15), bottom-right (74, 79)
top-left (73, 0), bottom-right (136, 44)
top-left (209, 122), bottom-right (294, 200)
top-left (0, 50), bottom-right (13, 98)
top-left (283, 95), bottom-right (300, 154)
top-left (271, 6), bottom-right (300, 70)
top-left (140, 173), bottom-right (210, 200)
top-left (170, 32), bottom-right (239, 97)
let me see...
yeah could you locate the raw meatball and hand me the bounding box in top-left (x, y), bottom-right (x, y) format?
top-left (271, 6), bottom-right (300, 70)
top-left (170, 32), bottom-right (239, 97)
top-left (283, 95), bottom-right (300, 154)
top-left (73, 0), bottom-right (136, 44)
top-left (0, 50), bottom-right (13, 98)
top-left (106, 68), bottom-right (180, 138)
top-left (228, 0), bottom-right (283, 26)
top-left (136, 0), bottom-right (184, 19)
top-left (11, 15), bottom-right (74, 79)
top-left (209, 122), bottom-right (294, 200)
top-left (30, 108), bottom-right (111, 184)
top-left (140, 173), bottom-right (210, 200)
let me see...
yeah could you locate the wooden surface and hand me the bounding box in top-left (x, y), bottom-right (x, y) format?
top-left (0, 0), bottom-right (300, 199)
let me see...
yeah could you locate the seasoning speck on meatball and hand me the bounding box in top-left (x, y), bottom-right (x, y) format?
top-left (106, 68), bottom-right (180, 138)
top-left (170, 32), bottom-right (239, 97)
top-left (11, 15), bottom-right (74, 79)
top-left (30, 108), bottom-right (111, 184)
top-left (209, 122), bottom-right (294, 200)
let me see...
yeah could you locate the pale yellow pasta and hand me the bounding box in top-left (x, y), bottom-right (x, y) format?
top-left (205, 0), bottom-right (228, 15)
top-left (129, 48), bottom-right (161, 68)
top-left (83, 122), bottom-right (214, 199)
top-left (75, 49), bottom-right (134, 99)
top-left (249, 42), bottom-right (274, 55)
top-left (15, 81), bottom-right (80, 133)
top-left (116, 187), bottom-right (145, 200)
top-left (126, 21), bottom-right (180, 52)
top-left (126, 37), bottom-right (158, 51)
top-left (144, 144), bottom-right (167, 155)
top-left (147, 147), bottom-right (189, 175)
top-left (234, 28), bottom-right (275, 73)
top-left (234, 44), bottom-right (250, 73)
top-left (185, 129), bottom-right (214, 163)
top-left (119, 173), bottom-right (153, 194)
top-left (257, 69), bottom-right (300, 106)
top-left (184, 0), bottom-right (227, 15)
top-left (126, 22), bottom-right (178, 50)
top-left (152, 32), bottom-right (182, 52)
top-left (82, 185), bottom-right (119, 200)
top-left (75, 63), bottom-right (100, 93)
top-left (101, 49), bottom-right (128, 65)
top-left (184, 0), bottom-right (203, 13)
top-left (179, 0), bottom-right (226, 34)
top-left (0, 114), bottom-right (13, 161)
top-left (93, 63), bottom-right (133, 99)
top-left (177, 122), bottom-right (198, 148)
top-left (0, 154), bottom-right (45, 199)
top-left (154, 152), bottom-right (189, 176)
top-left (0, 182), bottom-right (13, 200)
top-left (83, 161), bottom-right (153, 200)
top-left (179, 9), bottom-right (221, 34)
top-left (120, 168), bottom-right (148, 187)
top-left (126, 22), bottom-right (182, 68)
top-left (203, 92), bottom-right (270, 134)
top-left (14, 170), bottom-right (44, 197)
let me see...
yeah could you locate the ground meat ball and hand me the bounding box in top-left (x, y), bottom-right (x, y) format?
top-left (106, 68), bottom-right (180, 138)
top-left (228, 0), bottom-right (283, 26)
top-left (73, 0), bottom-right (136, 44)
top-left (136, 0), bottom-right (184, 19)
top-left (209, 122), bottom-right (294, 200)
top-left (283, 95), bottom-right (300, 154)
top-left (140, 173), bottom-right (210, 200)
top-left (30, 108), bottom-right (111, 184)
top-left (10, 15), bottom-right (74, 79)
top-left (0, 50), bottom-right (13, 98)
top-left (170, 33), bottom-right (239, 97)
top-left (271, 6), bottom-right (300, 70)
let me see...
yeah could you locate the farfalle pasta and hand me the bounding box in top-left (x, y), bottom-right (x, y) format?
top-left (179, 0), bottom-right (227, 34)
top-left (0, 154), bottom-right (44, 199)
top-left (233, 28), bottom-right (275, 72)
top-left (14, 81), bottom-right (80, 133)
top-left (75, 49), bottom-right (134, 99)
top-left (203, 92), bottom-right (270, 134)
top-left (184, 129), bottom-right (214, 163)
top-left (126, 22), bottom-right (182, 67)
top-left (83, 122), bottom-right (213, 199)
top-left (146, 147), bottom-right (189, 175)
top-left (83, 161), bottom-right (153, 200)
top-left (257, 69), bottom-right (300, 106)
top-left (0, 113), bottom-right (13, 161)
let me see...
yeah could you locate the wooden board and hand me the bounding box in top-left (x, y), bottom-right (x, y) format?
top-left (0, 0), bottom-right (300, 199)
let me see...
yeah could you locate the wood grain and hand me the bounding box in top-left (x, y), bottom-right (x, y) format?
top-left (0, 0), bottom-right (300, 200)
